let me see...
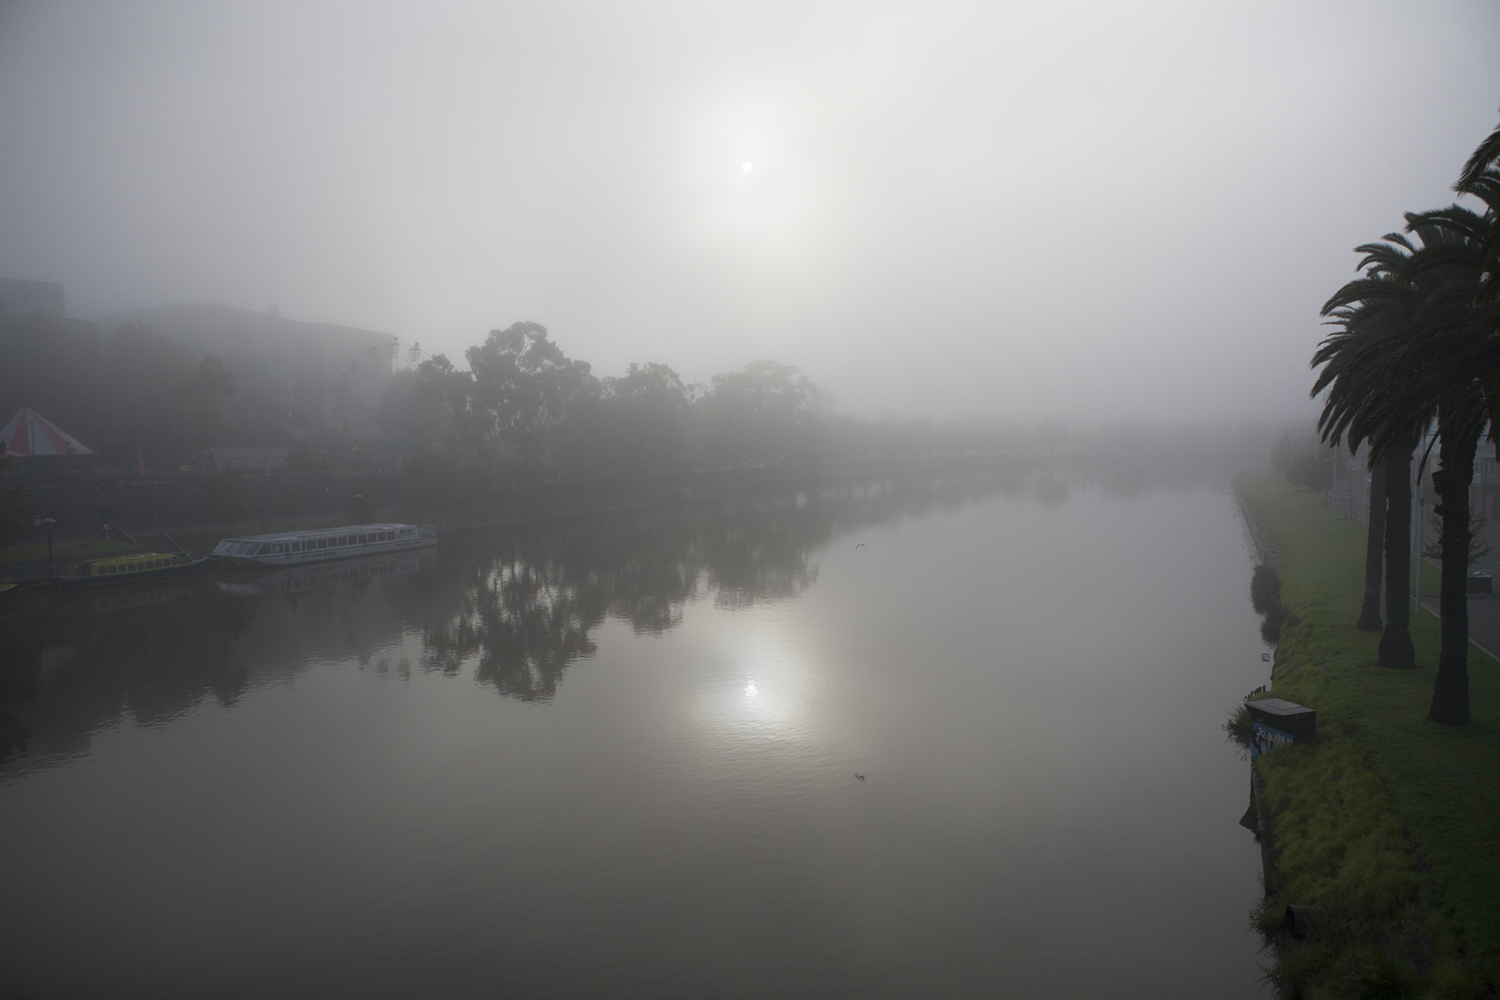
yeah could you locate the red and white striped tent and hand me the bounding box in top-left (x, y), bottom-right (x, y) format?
top-left (0, 406), bottom-right (96, 457)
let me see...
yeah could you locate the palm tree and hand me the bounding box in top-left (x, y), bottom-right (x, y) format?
top-left (1456, 121), bottom-right (1500, 299)
top-left (1314, 234), bottom-right (1424, 670)
top-left (1378, 431), bottom-right (1415, 670)
top-left (1356, 454), bottom-right (1386, 631)
top-left (1315, 123), bottom-right (1500, 724)
top-left (1381, 205), bottom-right (1497, 724)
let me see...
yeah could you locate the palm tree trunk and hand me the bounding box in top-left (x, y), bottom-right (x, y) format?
top-left (1357, 455), bottom-right (1386, 630)
top-left (1379, 435), bottom-right (1415, 668)
top-left (1429, 417), bottom-right (1475, 724)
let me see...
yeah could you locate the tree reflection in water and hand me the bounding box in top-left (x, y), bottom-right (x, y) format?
top-left (0, 584), bottom-right (256, 766)
top-left (414, 475), bottom-right (1024, 700)
top-left (0, 466), bottom-right (1242, 769)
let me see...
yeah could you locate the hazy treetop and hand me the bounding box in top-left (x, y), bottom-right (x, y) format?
top-left (1, 1), bottom-right (1496, 424)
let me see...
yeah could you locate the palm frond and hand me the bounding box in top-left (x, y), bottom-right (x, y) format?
top-left (1457, 122), bottom-right (1500, 194)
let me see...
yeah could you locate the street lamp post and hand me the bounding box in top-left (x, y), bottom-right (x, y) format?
top-left (41, 517), bottom-right (56, 577)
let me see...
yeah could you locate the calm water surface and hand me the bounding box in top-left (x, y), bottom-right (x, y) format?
top-left (0, 473), bottom-right (1271, 998)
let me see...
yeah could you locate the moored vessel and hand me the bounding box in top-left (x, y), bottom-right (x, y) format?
top-left (211, 523), bottom-right (437, 567)
top-left (65, 551), bottom-right (207, 587)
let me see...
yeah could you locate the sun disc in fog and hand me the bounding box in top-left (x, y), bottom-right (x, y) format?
top-left (742, 162), bottom-right (753, 172)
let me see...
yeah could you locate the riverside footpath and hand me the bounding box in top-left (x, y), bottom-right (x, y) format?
top-left (1236, 470), bottom-right (1500, 999)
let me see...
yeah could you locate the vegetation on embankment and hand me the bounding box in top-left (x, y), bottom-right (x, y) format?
top-left (0, 539), bottom-right (137, 567)
top-left (1238, 469), bottom-right (1500, 998)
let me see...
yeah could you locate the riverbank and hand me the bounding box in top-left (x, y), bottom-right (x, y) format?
top-left (1, 462), bottom-right (1038, 581)
top-left (1237, 470), bottom-right (1500, 998)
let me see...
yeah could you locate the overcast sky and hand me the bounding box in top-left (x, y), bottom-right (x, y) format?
top-left (1, 1), bottom-right (1497, 423)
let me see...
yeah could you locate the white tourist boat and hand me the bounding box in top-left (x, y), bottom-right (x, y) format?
top-left (211, 523), bottom-right (437, 567)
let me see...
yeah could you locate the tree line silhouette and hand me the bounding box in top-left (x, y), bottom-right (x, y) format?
top-left (379, 321), bottom-right (1026, 482)
top-left (1312, 118), bottom-right (1500, 726)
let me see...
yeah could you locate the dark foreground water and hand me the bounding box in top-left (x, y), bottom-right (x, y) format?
top-left (0, 472), bottom-right (1271, 998)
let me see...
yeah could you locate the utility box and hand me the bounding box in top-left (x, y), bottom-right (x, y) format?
top-left (1246, 698), bottom-right (1316, 758)
top-left (1468, 573), bottom-right (1491, 596)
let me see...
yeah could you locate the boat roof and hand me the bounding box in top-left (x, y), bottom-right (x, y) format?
top-left (218, 523), bottom-right (420, 543)
top-left (90, 552), bottom-right (178, 566)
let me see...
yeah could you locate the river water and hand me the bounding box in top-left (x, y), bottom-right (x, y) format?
top-left (0, 470), bottom-right (1271, 998)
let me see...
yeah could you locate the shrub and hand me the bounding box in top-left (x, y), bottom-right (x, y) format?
top-left (1251, 564), bottom-right (1294, 643)
top-left (1251, 564), bottom-right (1282, 615)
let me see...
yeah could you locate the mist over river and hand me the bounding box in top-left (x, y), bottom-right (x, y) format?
top-left (0, 470), bottom-right (1271, 998)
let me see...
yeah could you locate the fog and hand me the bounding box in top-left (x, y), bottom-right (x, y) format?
top-left (1, 1), bottom-right (1497, 424)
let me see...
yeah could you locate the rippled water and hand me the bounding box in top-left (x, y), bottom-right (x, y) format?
top-left (0, 471), bottom-right (1271, 998)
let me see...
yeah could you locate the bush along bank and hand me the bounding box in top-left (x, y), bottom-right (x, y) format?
top-left (1252, 564), bottom-right (1297, 645)
top-left (1234, 470), bottom-right (1500, 1000)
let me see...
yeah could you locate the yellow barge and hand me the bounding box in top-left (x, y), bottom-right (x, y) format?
top-left (65, 551), bottom-right (208, 587)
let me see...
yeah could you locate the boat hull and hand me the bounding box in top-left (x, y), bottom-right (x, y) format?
top-left (215, 536), bottom-right (434, 567)
top-left (61, 558), bottom-right (209, 588)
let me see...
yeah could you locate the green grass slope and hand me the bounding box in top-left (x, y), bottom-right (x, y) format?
top-left (1239, 470), bottom-right (1500, 999)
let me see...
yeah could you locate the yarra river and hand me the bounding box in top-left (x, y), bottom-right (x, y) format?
top-left (0, 471), bottom-right (1272, 998)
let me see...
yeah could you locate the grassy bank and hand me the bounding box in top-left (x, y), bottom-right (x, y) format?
top-left (1239, 470), bottom-right (1500, 998)
top-left (0, 539), bottom-right (138, 568)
